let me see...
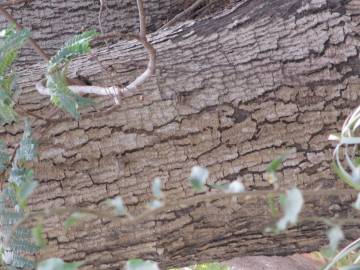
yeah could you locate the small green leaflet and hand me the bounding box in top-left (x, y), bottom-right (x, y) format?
top-left (48, 30), bottom-right (99, 70)
top-left (148, 200), bottom-right (164, 209)
top-left (64, 212), bottom-right (88, 230)
top-left (16, 178), bottom-right (38, 208)
top-left (353, 193), bottom-right (360, 210)
top-left (32, 224), bottom-right (47, 248)
top-left (339, 264), bottom-right (360, 270)
top-left (276, 187), bottom-right (304, 231)
top-left (126, 259), bottom-right (159, 270)
top-left (267, 194), bottom-right (279, 218)
top-left (266, 155), bottom-right (287, 173)
top-left (189, 166), bottom-right (208, 192)
top-left (0, 27), bottom-right (30, 124)
top-left (210, 180), bottom-right (245, 193)
top-left (107, 197), bottom-right (126, 216)
top-left (152, 178), bottom-right (163, 198)
top-left (37, 258), bottom-right (83, 270)
top-left (0, 28), bottom-right (30, 58)
top-left (327, 225), bottom-right (344, 252)
top-left (9, 167), bottom-right (33, 186)
top-left (46, 69), bottom-right (94, 119)
top-left (16, 120), bottom-right (37, 162)
top-left (333, 162), bottom-right (360, 190)
top-left (0, 140), bottom-right (9, 172)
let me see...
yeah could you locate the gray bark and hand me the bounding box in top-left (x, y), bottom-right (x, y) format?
top-left (0, 0), bottom-right (360, 268)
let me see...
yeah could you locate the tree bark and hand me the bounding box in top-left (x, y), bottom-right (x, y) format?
top-left (1, 0), bottom-right (360, 268)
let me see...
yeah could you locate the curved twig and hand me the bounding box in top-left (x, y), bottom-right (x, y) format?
top-left (34, 0), bottom-right (156, 103)
top-left (35, 80), bottom-right (119, 97)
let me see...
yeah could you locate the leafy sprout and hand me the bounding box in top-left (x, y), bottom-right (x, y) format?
top-left (276, 187), bottom-right (304, 231)
top-left (45, 30), bottom-right (98, 118)
top-left (0, 27), bottom-right (30, 124)
top-left (189, 166), bottom-right (209, 192)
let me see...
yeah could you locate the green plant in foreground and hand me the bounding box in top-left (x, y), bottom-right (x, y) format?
top-left (1, 9), bottom-right (360, 270)
top-left (0, 26), bottom-right (30, 124)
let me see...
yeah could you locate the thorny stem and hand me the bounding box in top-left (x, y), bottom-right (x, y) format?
top-left (0, 5), bottom-right (49, 62)
top-left (5, 188), bottom-right (359, 246)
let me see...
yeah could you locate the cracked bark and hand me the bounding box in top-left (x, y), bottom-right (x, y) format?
top-left (1, 0), bottom-right (360, 268)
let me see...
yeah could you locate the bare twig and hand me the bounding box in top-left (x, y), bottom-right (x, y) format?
top-left (98, 0), bottom-right (109, 35)
top-left (35, 0), bottom-right (156, 102)
top-left (161, 0), bottom-right (205, 29)
top-left (0, 5), bottom-right (49, 62)
top-left (136, 0), bottom-right (146, 39)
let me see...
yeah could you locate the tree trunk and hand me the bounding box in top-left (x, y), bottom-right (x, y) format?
top-left (1, 0), bottom-right (360, 268)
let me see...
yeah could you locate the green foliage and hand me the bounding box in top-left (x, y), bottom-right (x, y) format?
top-left (16, 120), bottom-right (37, 162)
top-left (64, 212), bottom-right (88, 230)
top-left (340, 264), bottom-right (360, 270)
top-left (0, 187), bottom-right (38, 269)
top-left (0, 27), bottom-right (30, 124)
top-left (276, 187), bottom-right (304, 231)
top-left (149, 178), bottom-right (165, 209)
top-left (267, 194), bottom-right (279, 218)
top-left (46, 70), bottom-right (93, 119)
top-left (266, 155), bottom-right (286, 173)
top-left (151, 178), bottom-right (163, 199)
top-left (37, 258), bottom-right (83, 270)
top-left (0, 140), bottom-right (9, 173)
top-left (169, 262), bottom-right (229, 270)
top-left (327, 226), bottom-right (345, 253)
top-left (189, 166), bottom-right (208, 192)
top-left (107, 196), bottom-right (127, 216)
top-left (210, 181), bottom-right (245, 193)
top-left (352, 193), bottom-right (360, 210)
top-left (9, 121), bottom-right (38, 202)
top-left (192, 263), bottom-right (229, 270)
top-left (126, 259), bottom-right (159, 270)
top-left (0, 122), bottom-right (39, 269)
top-left (48, 31), bottom-right (98, 71)
top-left (15, 178), bottom-right (38, 209)
top-left (32, 224), bottom-right (46, 248)
top-left (45, 31), bottom-right (98, 119)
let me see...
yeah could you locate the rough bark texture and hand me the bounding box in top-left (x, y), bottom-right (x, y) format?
top-left (0, 0), bottom-right (234, 64)
top-left (0, 0), bottom-right (360, 268)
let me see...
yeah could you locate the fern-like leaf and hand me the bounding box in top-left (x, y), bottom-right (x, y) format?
top-left (46, 70), bottom-right (93, 119)
top-left (48, 30), bottom-right (98, 70)
top-left (0, 140), bottom-right (9, 172)
top-left (16, 120), bottom-right (37, 163)
top-left (0, 27), bottom-right (30, 124)
top-left (0, 122), bottom-right (39, 269)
